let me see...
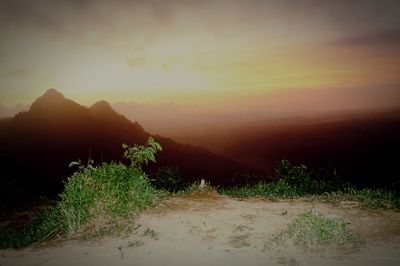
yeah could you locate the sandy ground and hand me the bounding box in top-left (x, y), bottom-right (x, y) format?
top-left (1, 192), bottom-right (400, 266)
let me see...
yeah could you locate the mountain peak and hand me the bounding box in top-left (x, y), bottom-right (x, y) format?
top-left (30, 88), bottom-right (66, 109)
top-left (42, 88), bottom-right (65, 100)
top-left (29, 88), bottom-right (85, 115)
top-left (90, 100), bottom-right (117, 117)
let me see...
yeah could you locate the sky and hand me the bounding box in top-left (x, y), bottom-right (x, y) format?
top-left (0, 0), bottom-right (400, 112)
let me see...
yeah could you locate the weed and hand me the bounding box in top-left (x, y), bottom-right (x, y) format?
top-left (1, 138), bottom-right (163, 248)
top-left (127, 240), bottom-right (144, 247)
top-left (122, 137), bottom-right (162, 170)
top-left (143, 228), bottom-right (159, 240)
top-left (58, 162), bottom-right (160, 234)
top-left (316, 188), bottom-right (400, 210)
top-left (220, 161), bottom-right (399, 211)
top-left (175, 179), bottom-right (216, 195)
top-left (273, 209), bottom-right (362, 248)
top-left (0, 206), bottom-right (61, 249)
top-left (149, 166), bottom-right (185, 192)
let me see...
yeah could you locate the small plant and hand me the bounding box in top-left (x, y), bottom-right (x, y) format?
top-left (176, 179), bottom-right (216, 195)
top-left (68, 159), bottom-right (95, 171)
top-left (58, 162), bottom-right (160, 234)
top-left (0, 138), bottom-right (163, 248)
top-left (149, 166), bottom-right (185, 192)
top-left (272, 209), bottom-right (361, 248)
top-left (122, 137), bottom-right (162, 170)
top-left (143, 228), bottom-right (159, 240)
top-left (220, 160), bottom-right (351, 199)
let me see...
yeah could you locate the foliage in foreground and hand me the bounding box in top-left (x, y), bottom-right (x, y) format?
top-left (272, 209), bottom-right (362, 248)
top-left (219, 160), bottom-right (400, 210)
top-left (219, 159), bottom-right (344, 198)
top-left (149, 166), bottom-right (186, 192)
top-left (1, 156), bottom-right (399, 249)
top-left (58, 163), bottom-right (159, 234)
top-left (0, 137), bottom-right (162, 249)
top-left (314, 187), bottom-right (400, 210)
top-left (0, 207), bottom-right (59, 249)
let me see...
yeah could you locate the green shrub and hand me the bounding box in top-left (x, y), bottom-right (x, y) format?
top-left (1, 137), bottom-right (163, 248)
top-left (58, 163), bottom-right (159, 234)
top-left (122, 137), bottom-right (162, 170)
top-left (220, 160), bottom-right (343, 198)
top-left (149, 166), bottom-right (185, 192)
top-left (275, 160), bottom-right (346, 195)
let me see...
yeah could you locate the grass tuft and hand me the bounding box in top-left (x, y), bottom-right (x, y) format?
top-left (58, 162), bottom-right (160, 234)
top-left (220, 161), bottom-right (400, 210)
top-left (1, 138), bottom-right (163, 249)
top-left (0, 206), bottom-right (61, 249)
top-left (273, 209), bottom-right (362, 248)
top-left (316, 188), bottom-right (400, 210)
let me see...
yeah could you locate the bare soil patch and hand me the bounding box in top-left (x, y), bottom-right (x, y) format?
top-left (1, 193), bottom-right (400, 266)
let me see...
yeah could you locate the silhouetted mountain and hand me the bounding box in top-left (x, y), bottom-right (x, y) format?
top-left (175, 109), bottom-right (400, 190)
top-left (0, 103), bottom-right (29, 118)
top-left (90, 100), bottom-right (115, 114)
top-left (0, 89), bottom-right (242, 197)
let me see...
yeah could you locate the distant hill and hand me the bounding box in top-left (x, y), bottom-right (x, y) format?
top-left (174, 108), bottom-right (400, 189)
top-left (0, 103), bottom-right (29, 118)
top-left (0, 89), bottom-right (243, 196)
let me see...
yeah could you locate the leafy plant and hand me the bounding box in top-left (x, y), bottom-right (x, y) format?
top-left (149, 166), bottom-right (185, 192)
top-left (68, 159), bottom-right (95, 171)
top-left (122, 137), bottom-right (162, 170)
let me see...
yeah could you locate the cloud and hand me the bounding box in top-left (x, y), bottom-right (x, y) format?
top-left (4, 68), bottom-right (30, 77)
top-left (1, 0), bottom-right (400, 49)
top-left (333, 29), bottom-right (400, 47)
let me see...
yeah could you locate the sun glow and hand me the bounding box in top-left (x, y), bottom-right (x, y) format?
top-left (0, 0), bottom-right (399, 107)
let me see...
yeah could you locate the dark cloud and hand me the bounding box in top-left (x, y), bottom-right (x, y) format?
top-left (333, 29), bottom-right (400, 46)
top-left (2, 0), bottom-right (400, 31)
top-left (4, 68), bottom-right (30, 77)
top-left (1, 0), bottom-right (400, 51)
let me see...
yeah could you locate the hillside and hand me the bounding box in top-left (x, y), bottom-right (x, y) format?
top-left (0, 89), bottom-right (243, 197)
top-left (173, 109), bottom-right (400, 189)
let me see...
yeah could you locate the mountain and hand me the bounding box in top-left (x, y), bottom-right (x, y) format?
top-left (174, 108), bottom-right (400, 190)
top-left (0, 103), bottom-right (29, 118)
top-left (0, 89), bottom-right (243, 197)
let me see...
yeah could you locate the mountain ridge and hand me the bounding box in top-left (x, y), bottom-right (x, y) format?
top-left (0, 89), bottom-right (244, 196)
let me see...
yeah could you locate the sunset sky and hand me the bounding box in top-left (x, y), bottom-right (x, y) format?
top-left (1, 0), bottom-right (400, 111)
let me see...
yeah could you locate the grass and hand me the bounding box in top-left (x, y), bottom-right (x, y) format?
top-left (272, 209), bottom-right (362, 249)
top-left (0, 138), bottom-right (163, 249)
top-left (219, 182), bottom-right (400, 210)
top-left (59, 162), bottom-right (160, 234)
top-left (219, 160), bottom-right (400, 211)
top-left (1, 156), bottom-right (398, 249)
top-left (174, 179), bottom-right (216, 195)
top-left (0, 163), bottom-right (162, 248)
top-left (314, 187), bottom-right (400, 210)
top-left (142, 228), bottom-right (159, 240)
top-left (0, 206), bottom-right (60, 249)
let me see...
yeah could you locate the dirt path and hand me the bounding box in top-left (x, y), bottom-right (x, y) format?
top-left (1, 193), bottom-right (400, 266)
